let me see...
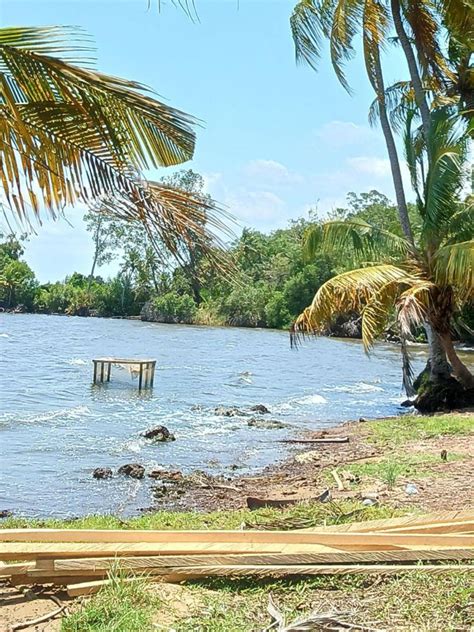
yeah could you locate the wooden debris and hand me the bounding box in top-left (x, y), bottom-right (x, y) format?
top-left (280, 437), bottom-right (349, 444)
top-left (0, 511), bottom-right (472, 595)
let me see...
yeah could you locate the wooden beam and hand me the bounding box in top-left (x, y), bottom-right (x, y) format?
top-left (0, 529), bottom-right (472, 547)
top-left (53, 547), bottom-right (474, 572)
top-left (0, 562), bottom-right (35, 577)
top-left (302, 511), bottom-right (474, 533)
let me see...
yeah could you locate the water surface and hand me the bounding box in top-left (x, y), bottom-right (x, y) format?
top-left (0, 314), bottom-right (433, 517)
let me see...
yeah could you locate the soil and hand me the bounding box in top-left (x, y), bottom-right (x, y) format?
top-left (0, 584), bottom-right (69, 632)
top-left (146, 413), bottom-right (474, 513)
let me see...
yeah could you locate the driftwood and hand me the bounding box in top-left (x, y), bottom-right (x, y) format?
top-left (247, 489), bottom-right (330, 510)
top-left (279, 437), bottom-right (349, 444)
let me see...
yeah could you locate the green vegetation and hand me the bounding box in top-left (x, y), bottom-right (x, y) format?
top-left (3, 186), bottom-right (473, 344)
top-left (61, 572), bottom-right (160, 632)
top-left (369, 413), bottom-right (474, 445)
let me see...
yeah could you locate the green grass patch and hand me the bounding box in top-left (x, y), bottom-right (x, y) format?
top-left (331, 451), bottom-right (466, 489)
top-left (61, 572), bottom-right (161, 632)
top-left (367, 413), bottom-right (473, 446)
top-left (0, 501), bottom-right (408, 532)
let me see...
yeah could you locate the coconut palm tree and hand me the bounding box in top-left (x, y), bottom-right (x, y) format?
top-left (0, 26), bottom-right (230, 265)
top-left (293, 107), bottom-right (473, 408)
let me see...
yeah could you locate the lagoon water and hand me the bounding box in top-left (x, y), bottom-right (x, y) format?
top-left (0, 313), bottom-right (431, 518)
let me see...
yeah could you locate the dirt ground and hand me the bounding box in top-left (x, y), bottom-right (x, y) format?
top-left (148, 415), bottom-right (474, 513)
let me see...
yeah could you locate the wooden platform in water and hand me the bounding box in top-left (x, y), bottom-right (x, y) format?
top-left (92, 358), bottom-right (156, 390)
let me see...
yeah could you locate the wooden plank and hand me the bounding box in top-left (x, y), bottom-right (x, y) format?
top-left (0, 562), bottom-right (35, 577)
top-left (155, 563), bottom-right (474, 579)
top-left (0, 542), bottom-right (338, 560)
top-left (66, 576), bottom-right (171, 598)
top-left (54, 547), bottom-right (474, 572)
top-left (303, 511), bottom-right (474, 533)
top-left (1, 529), bottom-right (472, 548)
top-left (10, 574), bottom-right (100, 587)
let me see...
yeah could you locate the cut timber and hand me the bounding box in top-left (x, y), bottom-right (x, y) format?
top-left (0, 562), bottom-right (34, 577)
top-left (66, 575), bottom-right (202, 598)
top-left (302, 510), bottom-right (474, 533)
top-left (54, 547), bottom-right (474, 572)
top-left (154, 563), bottom-right (474, 580)
top-left (1, 533), bottom-right (473, 561)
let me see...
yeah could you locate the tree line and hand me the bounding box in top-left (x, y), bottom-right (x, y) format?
top-left (1, 182), bottom-right (472, 343)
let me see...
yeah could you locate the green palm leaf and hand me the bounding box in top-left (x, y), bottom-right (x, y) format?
top-left (434, 240), bottom-right (474, 297)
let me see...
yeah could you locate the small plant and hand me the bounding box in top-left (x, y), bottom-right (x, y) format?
top-left (381, 461), bottom-right (403, 490)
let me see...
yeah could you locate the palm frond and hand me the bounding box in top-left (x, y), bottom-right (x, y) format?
top-left (361, 279), bottom-right (403, 349)
top-left (422, 108), bottom-right (469, 234)
top-left (304, 219), bottom-right (410, 262)
top-left (396, 281), bottom-right (433, 337)
top-left (433, 240), bottom-right (474, 298)
top-left (361, 0), bottom-right (389, 93)
top-left (291, 0), bottom-right (330, 71)
top-left (0, 25), bottom-right (197, 223)
top-left (368, 80), bottom-right (414, 132)
top-left (294, 264), bottom-right (408, 335)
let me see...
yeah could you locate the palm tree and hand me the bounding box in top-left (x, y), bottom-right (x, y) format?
top-left (0, 26), bottom-right (230, 265)
top-left (293, 107), bottom-right (473, 409)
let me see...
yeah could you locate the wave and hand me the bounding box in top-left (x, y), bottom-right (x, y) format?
top-left (0, 333), bottom-right (10, 338)
top-left (66, 358), bottom-right (87, 366)
top-left (324, 382), bottom-right (384, 393)
top-left (275, 394), bottom-right (327, 411)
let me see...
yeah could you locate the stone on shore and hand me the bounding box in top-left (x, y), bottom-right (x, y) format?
top-left (93, 467), bottom-right (113, 480)
top-left (142, 425), bottom-right (176, 442)
top-left (118, 463), bottom-right (145, 479)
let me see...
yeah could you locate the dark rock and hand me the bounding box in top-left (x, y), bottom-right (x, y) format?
top-left (247, 417), bottom-right (286, 429)
top-left (142, 425), bottom-right (176, 442)
top-left (148, 469), bottom-right (183, 481)
top-left (93, 467), bottom-right (113, 480)
top-left (250, 404), bottom-right (270, 414)
top-left (400, 399), bottom-right (414, 407)
top-left (214, 406), bottom-right (242, 417)
top-left (0, 510), bottom-right (12, 519)
top-left (414, 376), bottom-right (474, 413)
top-left (118, 463), bottom-right (145, 479)
top-left (13, 304), bottom-right (27, 314)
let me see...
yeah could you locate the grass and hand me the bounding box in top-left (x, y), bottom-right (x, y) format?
top-left (60, 567), bottom-right (474, 632)
top-left (368, 413), bottom-right (474, 446)
top-left (1, 500), bottom-right (405, 532)
top-left (61, 572), bottom-right (161, 632)
top-left (331, 451), bottom-right (467, 489)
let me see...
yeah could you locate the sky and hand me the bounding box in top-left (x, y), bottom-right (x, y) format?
top-left (2, 0), bottom-right (411, 282)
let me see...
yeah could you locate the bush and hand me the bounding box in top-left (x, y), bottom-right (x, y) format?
top-left (265, 291), bottom-right (292, 329)
top-left (144, 291), bottom-right (197, 324)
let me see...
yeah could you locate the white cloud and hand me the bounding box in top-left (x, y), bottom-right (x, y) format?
top-left (315, 121), bottom-right (379, 148)
top-left (347, 156), bottom-right (392, 178)
top-left (201, 171), bottom-right (222, 195)
top-left (224, 189), bottom-right (286, 228)
top-left (243, 159), bottom-right (303, 185)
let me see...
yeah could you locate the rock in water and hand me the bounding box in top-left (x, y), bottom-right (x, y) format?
top-left (250, 404), bottom-right (270, 414)
top-left (93, 467), bottom-right (113, 480)
top-left (118, 463), bottom-right (145, 479)
top-left (214, 406), bottom-right (242, 417)
top-left (0, 510), bottom-right (13, 519)
top-left (247, 417), bottom-right (286, 429)
top-left (142, 425), bottom-right (176, 442)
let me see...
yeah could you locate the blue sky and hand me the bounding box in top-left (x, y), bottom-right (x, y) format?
top-left (2, 0), bottom-right (410, 282)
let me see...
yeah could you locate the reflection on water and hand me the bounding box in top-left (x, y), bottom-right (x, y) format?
top-left (0, 313), bottom-right (466, 518)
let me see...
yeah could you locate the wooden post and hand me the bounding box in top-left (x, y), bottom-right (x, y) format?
top-left (150, 361), bottom-right (155, 388)
top-left (93, 361), bottom-right (98, 384)
top-left (138, 363), bottom-right (143, 391)
top-left (106, 363), bottom-right (111, 382)
top-left (100, 362), bottom-right (105, 383)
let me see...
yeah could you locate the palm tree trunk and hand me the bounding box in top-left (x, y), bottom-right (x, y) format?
top-left (440, 331), bottom-right (474, 388)
top-left (390, 0), bottom-right (431, 142)
top-left (373, 49), bottom-right (414, 245)
top-left (425, 324), bottom-right (451, 381)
